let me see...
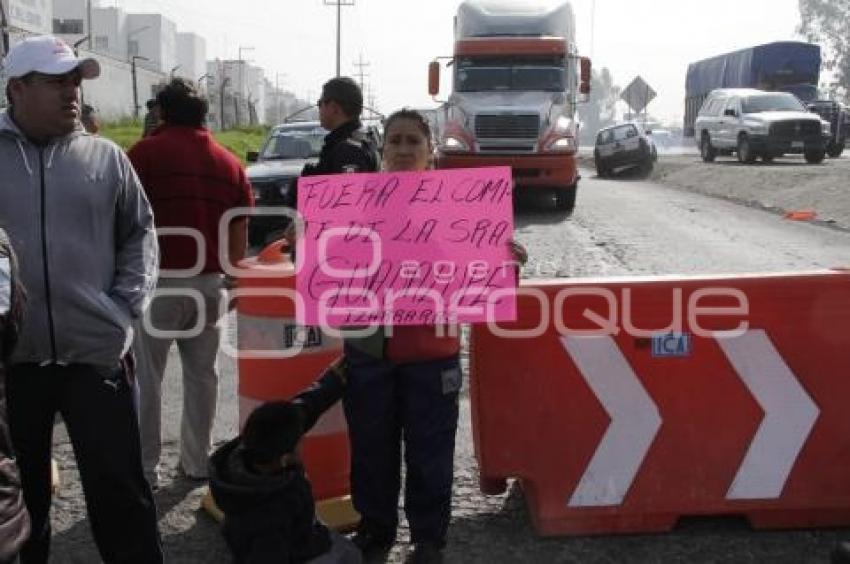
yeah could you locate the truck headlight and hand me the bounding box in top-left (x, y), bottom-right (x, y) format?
top-left (555, 116), bottom-right (573, 132)
top-left (546, 136), bottom-right (577, 153)
top-left (442, 136), bottom-right (470, 152)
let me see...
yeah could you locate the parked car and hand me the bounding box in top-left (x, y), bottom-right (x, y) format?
top-left (245, 121), bottom-right (327, 246)
top-left (245, 120), bottom-right (385, 246)
top-left (695, 88), bottom-right (830, 164)
top-left (594, 122), bottom-right (657, 177)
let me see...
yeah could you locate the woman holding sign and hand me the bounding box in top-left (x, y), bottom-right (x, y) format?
top-left (342, 109), bottom-right (525, 564)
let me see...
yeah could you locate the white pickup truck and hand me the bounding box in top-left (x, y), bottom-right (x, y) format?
top-left (695, 88), bottom-right (830, 164)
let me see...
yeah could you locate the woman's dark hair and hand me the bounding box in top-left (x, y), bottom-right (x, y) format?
top-left (383, 108), bottom-right (432, 144)
top-left (156, 78), bottom-right (208, 127)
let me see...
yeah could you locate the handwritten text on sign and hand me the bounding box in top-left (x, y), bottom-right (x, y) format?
top-left (296, 167), bottom-right (517, 327)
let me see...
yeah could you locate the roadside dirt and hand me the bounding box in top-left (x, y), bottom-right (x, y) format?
top-left (580, 151), bottom-right (850, 231)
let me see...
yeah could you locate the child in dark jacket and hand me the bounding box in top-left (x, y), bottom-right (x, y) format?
top-left (209, 359), bottom-right (360, 564)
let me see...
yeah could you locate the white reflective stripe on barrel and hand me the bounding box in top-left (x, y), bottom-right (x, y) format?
top-left (236, 314), bottom-right (343, 359)
top-left (238, 395), bottom-right (348, 437)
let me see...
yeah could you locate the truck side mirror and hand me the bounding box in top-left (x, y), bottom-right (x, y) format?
top-left (724, 108), bottom-right (737, 117)
top-left (428, 61), bottom-right (441, 97)
top-left (580, 57), bottom-right (592, 94)
top-left (246, 150), bottom-right (259, 163)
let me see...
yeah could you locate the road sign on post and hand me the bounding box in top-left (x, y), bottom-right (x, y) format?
top-left (621, 75), bottom-right (657, 115)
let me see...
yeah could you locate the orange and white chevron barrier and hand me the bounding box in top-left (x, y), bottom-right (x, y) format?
top-left (471, 270), bottom-right (850, 536)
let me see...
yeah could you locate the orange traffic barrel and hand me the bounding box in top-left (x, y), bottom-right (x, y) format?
top-left (223, 239), bottom-right (357, 529)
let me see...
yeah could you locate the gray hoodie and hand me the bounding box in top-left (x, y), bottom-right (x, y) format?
top-left (0, 110), bottom-right (158, 367)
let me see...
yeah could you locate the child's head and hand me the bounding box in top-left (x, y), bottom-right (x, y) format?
top-left (241, 400), bottom-right (303, 474)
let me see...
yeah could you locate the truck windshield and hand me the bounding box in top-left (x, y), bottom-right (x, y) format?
top-left (742, 94), bottom-right (805, 113)
top-left (455, 56), bottom-right (566, 93)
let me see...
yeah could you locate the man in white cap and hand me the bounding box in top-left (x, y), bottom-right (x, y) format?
top-left (0, 36), bottom-right (162, 563)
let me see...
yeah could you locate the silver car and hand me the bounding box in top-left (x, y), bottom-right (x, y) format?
top-left (593, 122), bottom-right (657, 177)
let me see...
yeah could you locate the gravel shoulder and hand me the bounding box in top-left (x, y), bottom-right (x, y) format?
top-left (579, 150), bottom-right (850, 231)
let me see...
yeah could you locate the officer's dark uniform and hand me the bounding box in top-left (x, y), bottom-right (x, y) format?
top-left (300, 119), bottom-right (378, 178)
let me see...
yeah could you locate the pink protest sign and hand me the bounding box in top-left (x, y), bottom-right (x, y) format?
top-left (295, 167), bottom-right (517, 327)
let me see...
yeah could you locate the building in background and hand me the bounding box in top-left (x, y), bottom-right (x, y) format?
top-left (5, 0), bottom-right (52, 36)
top-left (176, 32), bottom-right (205, 82)
top-left (245, 64), bottom-right (265, 125)
top-left (125, 13), bottom-right (176, 75)
top-left (2, 0), bottom-right (54, 109)
top-left (6, 0), bottom-right (289, 126)
top-left (90, 6), bottom-right (128, 60)
top-left (52, 0), bottom-right (85, 41)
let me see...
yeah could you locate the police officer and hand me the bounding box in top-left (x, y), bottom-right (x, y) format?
top-left (302, 76), bottom-right (378, 178)
top-left (287, 77), bottom-right (378, 247)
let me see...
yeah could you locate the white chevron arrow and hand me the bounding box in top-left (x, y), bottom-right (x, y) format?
top-left (562, 336), bottom-right (662, 507)
top-left (718, 329), bottom-right (819, 500)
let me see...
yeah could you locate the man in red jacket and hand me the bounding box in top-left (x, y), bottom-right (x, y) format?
top-left (128, 78), bottom-right (254, 488)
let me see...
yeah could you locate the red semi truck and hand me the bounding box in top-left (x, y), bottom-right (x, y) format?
top-left (428, 0), bottom-right (591, 211)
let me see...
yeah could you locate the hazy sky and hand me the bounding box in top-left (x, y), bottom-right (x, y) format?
top-left (108, 0), bottom-right (804, 125)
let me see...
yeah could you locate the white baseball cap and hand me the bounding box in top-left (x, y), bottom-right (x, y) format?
top-left (2, 35), bottom-right (100, 80)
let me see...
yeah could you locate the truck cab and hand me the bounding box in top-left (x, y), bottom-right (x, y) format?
top-left (429, 1), bottom-right (590, 211)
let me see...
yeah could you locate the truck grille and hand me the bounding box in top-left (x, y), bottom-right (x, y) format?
top-left (475, 114), bottom-right (540, 139)
top-left (769, 120), bottom-right (821, 139)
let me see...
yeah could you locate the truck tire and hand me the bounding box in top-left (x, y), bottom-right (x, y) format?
top-left (827, 140), bottom-right (845, 158)
top-left (805, 148), bottom-right (826, 163)
top-left (700, 132), bottom-right (716, 162)
top-left (554, 184), bottom-right (577, 212)
top-left (737, 134), bottom-right (756, 164)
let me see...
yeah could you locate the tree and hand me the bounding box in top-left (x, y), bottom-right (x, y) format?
top-left (798, 0), bottom-right (850, 100)
top-left (578, 68), bottom-right (620, 144)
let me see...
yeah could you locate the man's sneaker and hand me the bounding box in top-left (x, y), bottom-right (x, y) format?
top-left (405, 542), bottom-right (444, 564)
top-left (350, 522), bottom-right (395, 558)
top-left (832, 541), bottom-right (850, 564)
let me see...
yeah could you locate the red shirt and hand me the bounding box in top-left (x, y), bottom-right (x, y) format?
top-left (128, 126), bottom-right (254, 273)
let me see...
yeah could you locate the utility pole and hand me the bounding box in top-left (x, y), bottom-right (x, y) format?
top-left (237, 46), bottom-right (254, 127)
top-left (366, 84), bottom-right (377, 119)
top-left (0, 0), bottom-right (10, 57)
top-left (353, 53), bottom-right (370, 92)
top-left (86, 0), bottom-right (93, 50)
top-left (131, 55), bottom-right (149, 119)
top-left (220, 76), bottom-right (230, 130)
top-left (590, 0), bottom-right (596, 59)
top-left (323, 0), bottom-right (354, 77)
top-left (275, 72), bottom-right (287, 124)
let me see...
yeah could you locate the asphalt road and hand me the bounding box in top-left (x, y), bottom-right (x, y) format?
top-left (49, 166), bottom-right (850, 563)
